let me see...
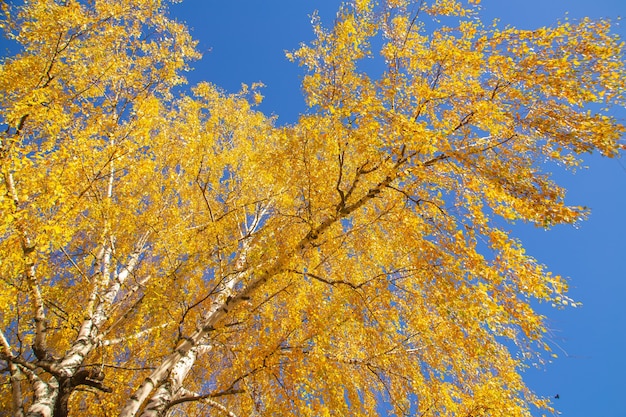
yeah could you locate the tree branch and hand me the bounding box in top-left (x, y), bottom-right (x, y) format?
top-left (287, 269), bottom-right (364, 290)
top-left (121, 161), bottom-right (410, 416)
top-left (2, 170), bottom-right (48, 361)
top-left (164, 388), bottom-right (245, 410)
top-left (200, 397), bottom-right (241, 417)
top-left (1, 329), bottom-right (25, 417)
top-left (102, 322), bottom-right (172, 347)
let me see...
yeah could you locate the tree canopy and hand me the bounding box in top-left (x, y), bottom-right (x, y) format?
top-left (1, 0), bottom-right (624, 416)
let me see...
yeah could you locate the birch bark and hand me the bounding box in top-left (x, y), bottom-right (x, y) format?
top-left (120, 171), bottom-right (401, 416)
top-left (139, 210), bottom-right (263, 417)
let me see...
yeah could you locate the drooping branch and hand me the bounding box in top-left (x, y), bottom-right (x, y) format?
top-left (120, 159), bottom-right (412, 416)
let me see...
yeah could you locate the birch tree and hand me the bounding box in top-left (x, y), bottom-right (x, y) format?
top-left (1, 0), bottom-right (624, 416)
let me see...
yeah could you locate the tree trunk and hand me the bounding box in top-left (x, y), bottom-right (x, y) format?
top-left (25, 377), bottom-right (59, 417)
top-left (140, 346), bottom-right (210, 417)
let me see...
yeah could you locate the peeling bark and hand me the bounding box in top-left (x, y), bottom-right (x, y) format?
top-left (24, 373), bottom-right (59, 417)
top-left (21, 237), bottom-right (148, 417)
top-left (140, 345), bottom-right (211, 417)
top-left (10, 363), bottom-right (25, 417)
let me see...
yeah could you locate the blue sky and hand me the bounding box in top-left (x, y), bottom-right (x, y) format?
top-left (2, 0), bottom-right (623, 415)
top-left (170, 1), bottom-right (625, 415)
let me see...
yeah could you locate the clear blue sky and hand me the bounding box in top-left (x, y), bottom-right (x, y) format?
top-left (2, 1), bottom-right (624, 415)
top-left (170, 1), bottom-right (625, 416)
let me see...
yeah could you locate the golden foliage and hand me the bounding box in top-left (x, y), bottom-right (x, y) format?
top-left (1, 1), bottom-right (624, 416)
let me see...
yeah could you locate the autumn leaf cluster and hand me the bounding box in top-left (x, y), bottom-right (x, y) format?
top-left (0, 0), bottom-right (624, 416)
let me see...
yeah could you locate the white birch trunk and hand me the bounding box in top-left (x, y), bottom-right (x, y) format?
top-left (135, 205), bottom-right (273, 416)
top-left (24, 373), bottom-right (59, 417)
top-left (55, 238), bottom-right (146, 377)
top-left (1, 330), bottom-right (25, 417)
top-left (140, 345), bottom-right (212, 417)
top-left (120, 176), bottom-right (397, 417)
top-left (120, 239), bottom-right (297, 417)
top-left (21, 237), bottom-right (147, 416)
top-left (9, 363), bottom-right (25, 417)
top-left (137, 235), bottom-right (253, 417)
top-left (4, 171), bottom-right (48, 359)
